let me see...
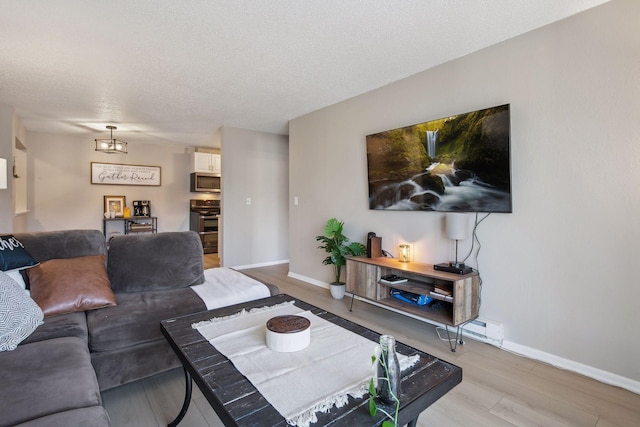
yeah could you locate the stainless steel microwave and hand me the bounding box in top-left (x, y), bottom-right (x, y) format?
top-left (190, 173), bottom-right (221, 193)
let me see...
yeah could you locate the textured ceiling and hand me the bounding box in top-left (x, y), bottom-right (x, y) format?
top-left (0, 1), bottom-right (608, 146)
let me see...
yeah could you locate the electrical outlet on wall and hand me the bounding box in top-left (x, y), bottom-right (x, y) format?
top-left (246, 197), bottom-right (252, 206)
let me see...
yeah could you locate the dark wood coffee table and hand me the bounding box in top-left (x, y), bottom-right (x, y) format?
top-left (161, 294), bottom-right (461, 426)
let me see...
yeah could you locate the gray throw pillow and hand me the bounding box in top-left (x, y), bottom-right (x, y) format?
top-left (0, 271), bottom-right (44, 351)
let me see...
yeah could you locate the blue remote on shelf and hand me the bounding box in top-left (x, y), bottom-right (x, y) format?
top-left (389, 289), bottom-right (432, 306)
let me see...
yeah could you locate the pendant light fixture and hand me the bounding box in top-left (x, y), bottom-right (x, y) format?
top-left (95, 125), bottom-right (128, 154)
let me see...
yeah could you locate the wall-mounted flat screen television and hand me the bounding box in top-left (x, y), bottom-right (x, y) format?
top-left (366, 104), bottom-right (512, 213)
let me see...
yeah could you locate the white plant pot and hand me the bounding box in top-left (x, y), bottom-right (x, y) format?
top-left (329, 283), bottom-right (346, 300)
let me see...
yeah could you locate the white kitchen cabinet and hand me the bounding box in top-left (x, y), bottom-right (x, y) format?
top-left (191, 152), bottom-right (221, 174)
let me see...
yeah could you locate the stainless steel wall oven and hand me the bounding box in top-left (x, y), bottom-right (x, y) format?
top-left (189, 199), bottom-right (220, 254)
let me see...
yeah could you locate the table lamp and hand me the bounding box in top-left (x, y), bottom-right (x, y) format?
top-left (434, 213), bottom-right (473, 274)
top-left (398, 244), bottom-right (411, 263)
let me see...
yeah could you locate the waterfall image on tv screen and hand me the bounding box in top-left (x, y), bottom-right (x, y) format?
top-left (366, 104), bottom-right (512, 213)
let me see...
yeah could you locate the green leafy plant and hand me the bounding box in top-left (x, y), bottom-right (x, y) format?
top-left (315, 218), bottom-right (366, 283)
top-left (368, 353), bottom-right (400, 427)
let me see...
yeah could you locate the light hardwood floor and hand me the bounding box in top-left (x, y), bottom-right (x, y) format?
top-left (203, 253), bottom-right (220, 269)
top-left (102, 262), bottom-right (640, 427)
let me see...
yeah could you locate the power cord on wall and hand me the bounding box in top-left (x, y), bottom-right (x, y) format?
top-left (462, 212), bottom-right (490, 268)
top-left (460, 213), bottom-right (490, 330)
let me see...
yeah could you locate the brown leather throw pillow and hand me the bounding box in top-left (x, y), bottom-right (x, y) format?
top-left (28, 255), bottom-right (117, 317)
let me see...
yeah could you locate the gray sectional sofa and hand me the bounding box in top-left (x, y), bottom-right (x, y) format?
top-left (0, 229), bottom-right (278, 427)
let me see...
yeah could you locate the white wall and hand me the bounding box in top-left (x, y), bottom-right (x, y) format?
top-left (0, 105), bottom-right (28, 233)
top-left (13, 127), bottom-right (289, 267)
top-left (12, 114), bottom-right (28, 232)
top-left (289, 0), bottom-right (640, 388)
top-left (0, 105), bottom-right (14, 233)
top-left (220, 126), bottom-right (289, 268)
top-left (25, 132), bottom-right (195, 233)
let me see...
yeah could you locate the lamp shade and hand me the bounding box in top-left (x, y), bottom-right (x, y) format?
top-left (445, 213), bottom-right (471, 241)
top-left (0, 158), bottom-right (7, 189)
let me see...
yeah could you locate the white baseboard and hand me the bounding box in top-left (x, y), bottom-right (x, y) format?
top-left (287, 271), bottom-right (329, 289)
top-left (501, 340), bottom-right (640, 395)
top-left (289, 272), bottom-right (640, 395)
top-left (233, 259), bottom-right (289, 271)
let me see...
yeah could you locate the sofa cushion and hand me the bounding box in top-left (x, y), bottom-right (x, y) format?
top-left (28, 255), bottom-right (117, 317)
top-left (87, 287), bottom-right (205, 353)
top-left (14, 230), bottom-right (107, 289)
top-left (21, 311), bottom-right (88, 345)
top-left (0, 271), bottom-right (44, 351)
top-left (0, 336), bottom-right (103, 427)
top-left (107, 231), bottom-right (204, 293)
top-left (14, 406), bottom-right (111, 427)
top-left (14, 229), bottom-right (107, 264)
top-left (92, 338), bottom-right (182, 391)
top-left (0, 234), bottom-right (38, 271)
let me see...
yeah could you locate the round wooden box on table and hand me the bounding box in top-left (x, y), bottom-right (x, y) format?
top-left (266, 315), bottom-right (311, 352)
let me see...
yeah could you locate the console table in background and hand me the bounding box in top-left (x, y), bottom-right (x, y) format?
top-left (346, 256), bottom-right (480, 351)
top-left (102, 216), bottom-right (157, 240)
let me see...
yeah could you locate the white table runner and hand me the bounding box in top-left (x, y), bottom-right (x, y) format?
top-left (193, 301), bottom-right (418, 427)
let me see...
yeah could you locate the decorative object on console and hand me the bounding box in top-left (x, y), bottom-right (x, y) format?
top-left (366, 104), bottom-right (511, 213)
top-left (398, 243), bottom-right (411, 263)
top-left (132, 200), bottom-right (151, 217)
top-left (366, 232), bottom-right (382, 258)
top-left (434, 213), bottom-right (473, 275)
top-left (104, 195), bottom-right (126, 218)
top-left (316, 218), bottom-right (366, 299)
top-left (265, 315), bottom-right (311, 352)
top-left (0, 158), bottom-right (6, 189)
top-left (95, 125), bottom-right (127, 154)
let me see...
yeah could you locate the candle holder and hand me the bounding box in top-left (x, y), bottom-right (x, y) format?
top-left (398, 244), bottom-right (411, 263)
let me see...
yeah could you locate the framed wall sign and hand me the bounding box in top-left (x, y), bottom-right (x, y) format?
top-left (91, 162), bottom-right (161, 186)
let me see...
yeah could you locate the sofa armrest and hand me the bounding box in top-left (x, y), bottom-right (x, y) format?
top-left (107, 231), bottom-right (204, 293)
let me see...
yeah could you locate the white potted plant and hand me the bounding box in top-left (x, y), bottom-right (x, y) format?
top-left (316, 218), bottom-right (366, 299)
